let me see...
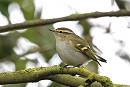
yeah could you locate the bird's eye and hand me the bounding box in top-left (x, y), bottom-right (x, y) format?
top-left (59, 31), bottom-right (62, 33)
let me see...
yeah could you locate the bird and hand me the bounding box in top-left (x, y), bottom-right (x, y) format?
top-left (49, 27), bottom-right (107, 67)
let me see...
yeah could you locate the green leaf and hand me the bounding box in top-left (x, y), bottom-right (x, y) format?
top-left (87, 61), bottom-right (98, 73)
top-left (14, 58), bottom-right (29, 71)
top-left (22, 25), bottom-right (56, 62)
top-left (13, 0), bottom-right (35, 20)
top-left (0, 32), bottom-right (20, 59)
top-left (0, 0), bottom-right (11, 21)
top-left (59, 62), bottom-right (65, 67)
top-left (78, 19), bottom-right (91, 36)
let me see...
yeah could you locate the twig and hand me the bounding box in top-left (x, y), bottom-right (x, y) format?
top-left (0, 46), bottom-right (55, 62)
top-left (0, 10), bottom-right (130, 33)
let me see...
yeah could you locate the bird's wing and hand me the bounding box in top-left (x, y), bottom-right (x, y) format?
top-left (71, 39), bottom-right (102, 66)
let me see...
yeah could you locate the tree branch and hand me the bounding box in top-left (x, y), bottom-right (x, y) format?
top-left (0, 10), bottom-right (130, 33)
top-left (47, 74), bottom-right (86, 87)
top-left (0, 66), bottom-right (111, 86)
top-left (0, 46), bottom-right (55, 62)
top-left (0, 65), bottom-right (128, 87)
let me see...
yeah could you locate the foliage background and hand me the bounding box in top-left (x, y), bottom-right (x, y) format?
top-left (0, 0), bottom-right (130, 86)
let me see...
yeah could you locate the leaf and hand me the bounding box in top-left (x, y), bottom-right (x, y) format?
top-left (78, 19), bottom-right (91, 36)
top-left (12, 0), bottom-right (35, 20)
top-left (115, 0), bottom-right (126, 9)
top-left (0, 32), bottom-right (20, 59)
top-left (87, 61), bottom-right (98, 73)
top-left (59, 62), bottom-right (65, 67)
top-left (0, 0), bottom-right (11, 21)
top-left (22, 25), bottom-right (56, 62)
top-left (14, 58), bottom-right (29, 71)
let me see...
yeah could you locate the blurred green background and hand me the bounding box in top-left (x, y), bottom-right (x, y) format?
top-left (0, 0), bottom-right (130, 87)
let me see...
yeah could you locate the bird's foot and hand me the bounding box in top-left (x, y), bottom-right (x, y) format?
top-left (60, 65), bottom-right (68, 74)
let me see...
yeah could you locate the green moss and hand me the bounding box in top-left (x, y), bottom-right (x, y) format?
top-left (78, 66), bottom-right (113, 87)
top-left (90, 81), bottom-right (103, 87)
top-left (101, 76), bottom-right (113, 86)
top-left (5, 71), bottom-right (14, 76)
top-left (119, 9), bottom-right (126, 13)
top-left (79, 66), bottom-right (88, 72)
top-left (18, 65), bottom-right (60, 74)
top-left (86, 73), bottom-right (94, 81)
top-left (78, 85), bottom-right (84, 87)
top-left (0, 65), bottom-right (117, 86)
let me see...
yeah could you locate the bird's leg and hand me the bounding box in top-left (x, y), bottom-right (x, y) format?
top-left (60, 65), bottom-right (68, 74)
top-left (60, 64), bottom-right (81, 74)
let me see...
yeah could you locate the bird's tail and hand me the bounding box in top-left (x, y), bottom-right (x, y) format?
top-left (96, 54), bottom-right (107, 63)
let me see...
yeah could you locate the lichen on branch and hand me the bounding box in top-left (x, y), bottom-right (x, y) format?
top-left (0, 65), bottom-right (113, 86)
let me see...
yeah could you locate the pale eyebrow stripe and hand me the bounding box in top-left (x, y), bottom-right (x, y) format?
top-left (56, 29), bottom-right (73, 33)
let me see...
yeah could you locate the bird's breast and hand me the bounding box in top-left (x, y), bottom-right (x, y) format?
top-left (56, 40), bottom-right (89, 66)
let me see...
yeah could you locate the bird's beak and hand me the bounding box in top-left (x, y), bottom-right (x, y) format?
top-left (49, 29), bottom-right (55, 32)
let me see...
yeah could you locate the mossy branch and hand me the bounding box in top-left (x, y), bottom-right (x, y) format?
top-left (0, 65), bottom-right (129, 87)
top-left (0, 10), bottom-right (130, 33)
top-left (47, 74), bottom-right (86, 87)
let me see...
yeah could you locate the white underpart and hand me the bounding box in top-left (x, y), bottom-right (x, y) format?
top-left (56, 36), bottom-right (89, 66)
